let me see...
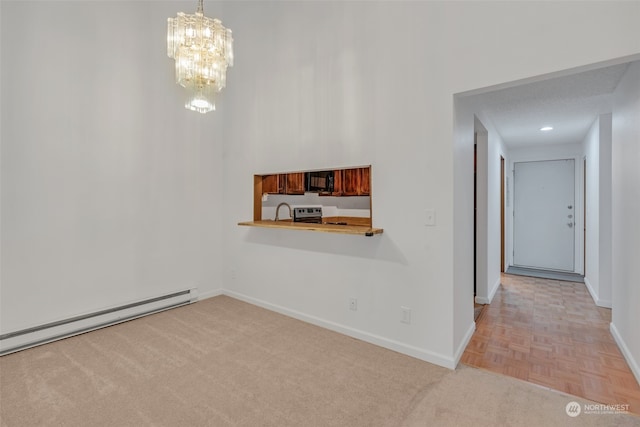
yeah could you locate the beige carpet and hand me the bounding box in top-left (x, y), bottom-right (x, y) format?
top-left (1, 296), bottom-right (639, 427)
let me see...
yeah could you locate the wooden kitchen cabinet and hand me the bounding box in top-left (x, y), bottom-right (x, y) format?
top-left (261, 174), bottom-right (280, 194)
top-left (341, 169), bottom-right (360, 196)
top-left (359, 167), bottom-right (370, 195)
top-left (285, 172), bottom-right (305, 195)
top-left (331, 169), bottom-right (343, 196)
top-left (261, 166), bottom-right (370, 197)
top-left (332, 167), bottom-right (370, 196)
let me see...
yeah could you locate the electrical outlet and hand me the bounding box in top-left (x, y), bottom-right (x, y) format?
top-left (401, 306), bottom-right (411, 324)
top-left (424, 209), bottom-right (436, 226)
top-left (349, 298), bottom-right (358, 311)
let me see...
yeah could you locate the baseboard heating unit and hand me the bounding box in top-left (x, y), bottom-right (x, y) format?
top-left (0, 288), bottom-right (197, 356)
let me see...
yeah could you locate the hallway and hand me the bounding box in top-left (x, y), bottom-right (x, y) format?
top-left (462, 273), bottom-right (640, 415)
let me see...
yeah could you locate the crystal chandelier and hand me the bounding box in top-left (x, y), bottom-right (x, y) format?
top-left (167, 0), bottom-right (233, 113)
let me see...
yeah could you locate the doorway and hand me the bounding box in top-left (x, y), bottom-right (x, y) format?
top-left (513, 159), bottom-right (575, 272)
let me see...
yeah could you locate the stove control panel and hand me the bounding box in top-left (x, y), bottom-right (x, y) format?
top-left (293, 207), bottom-right (323, 223)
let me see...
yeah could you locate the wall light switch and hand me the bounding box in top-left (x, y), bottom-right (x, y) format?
top-left (425, 209), bottom-right (436, 226)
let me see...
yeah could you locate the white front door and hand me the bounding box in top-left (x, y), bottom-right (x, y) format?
top-left (513, 159), bottom-right (575, 272)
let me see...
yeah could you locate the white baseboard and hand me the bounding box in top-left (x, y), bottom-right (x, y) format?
top-left (610, 322), bottom-right (640, 387)
top-left (223, 290), bottom-right (457, 369)
top-left (597, 298), bottom-right (612, 309)
top-left (454, 321), bottom-right (476, 367)
top-left (584, 277), bottom-right (612, 308)
top-left (197, 288), bottom-right (224, 301)
top-left (584, 277), bottom-right (597, 303)
top-left (475, 278), bottom-right (500, 305)
top-left (488, 278), bottom-right (500, 302)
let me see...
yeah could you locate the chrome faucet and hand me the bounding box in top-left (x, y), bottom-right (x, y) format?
top-left (275, 202), bottom-right (292, 221)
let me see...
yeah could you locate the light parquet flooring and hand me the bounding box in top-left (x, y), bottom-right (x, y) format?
top-left (462, 273), bottom-right (640, 415)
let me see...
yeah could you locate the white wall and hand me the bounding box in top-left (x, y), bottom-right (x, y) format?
top-left (221, 1), bottom-right (640, 367)
top-left (0, 1), bottom-right (225, 333)
top-left (474, 120), bottom-right (489, 303)
top-left (611, 61), bottom-right (640, 384)
top-left (583, 118), bottom-right (601, 300)
top-left (474, 114), bottom-right (506, 305)
top-left (462, 112), bottom-right (505, 306)
top-left (2, 1), bottom-right (639, 370)
top-left (582, 114), bottom-right (613, 307)
top-left (485, 124), bottom-right (507, 304)
top-left (598, 115), bottom-right (613, 306)
top-left (223, 2), bottom-right (458, 366)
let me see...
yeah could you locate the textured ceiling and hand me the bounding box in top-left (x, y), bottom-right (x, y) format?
top-left (474, 62), bottom-right (632, 148)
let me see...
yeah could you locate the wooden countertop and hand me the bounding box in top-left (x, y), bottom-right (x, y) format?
top-left (237, 220), bottom-right (383, 236)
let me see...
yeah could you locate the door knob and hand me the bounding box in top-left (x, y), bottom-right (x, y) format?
top-left (568, 214), bottom-right (573, 219)
top-left (568, 205), bottom-right (573, 209)
top-left (567, 223), bottom-right (574, 228)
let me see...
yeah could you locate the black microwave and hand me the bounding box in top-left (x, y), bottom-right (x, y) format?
top-left (305, 170), bottom-right (334, 193)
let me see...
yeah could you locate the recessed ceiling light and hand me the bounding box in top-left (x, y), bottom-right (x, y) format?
top-left (540, 126), bottom-right (553, 131)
